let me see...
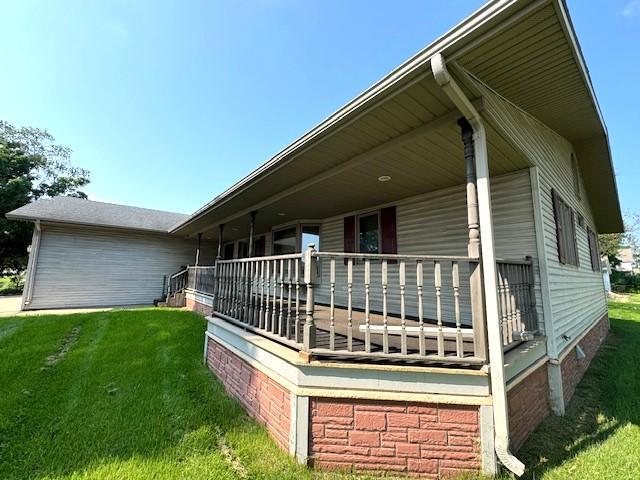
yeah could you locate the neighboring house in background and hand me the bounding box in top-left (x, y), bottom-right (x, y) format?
top-left (6, 0), bottom-right (624, 478)
top-left (614, 246), bottom-right (638, 274)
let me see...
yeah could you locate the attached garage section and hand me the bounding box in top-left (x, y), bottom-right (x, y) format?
top-left (7, 196), bottom-right (215, 311)
top-left (26, 224), bottom-right (199, 309)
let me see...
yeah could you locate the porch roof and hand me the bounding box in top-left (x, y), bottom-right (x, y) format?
top-left (171, 0), bottom-right (622, 239)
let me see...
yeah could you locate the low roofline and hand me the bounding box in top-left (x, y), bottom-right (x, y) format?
top-left (5, 212), bottom-right (178, 235)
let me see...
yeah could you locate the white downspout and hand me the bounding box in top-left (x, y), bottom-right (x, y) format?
top-left (22, 219), bottom-right (41, 310)
top-left (430, 53), bottom-right (525, 477)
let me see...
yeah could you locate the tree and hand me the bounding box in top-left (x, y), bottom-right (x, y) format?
top-left (598, 212), bottom-right (640, 267)
top-left (0, 121), bottom-right (90, 273)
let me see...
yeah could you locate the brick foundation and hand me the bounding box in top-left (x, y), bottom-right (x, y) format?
top-left (507, 363), bottom-right (551, 451)
top-left (309, 398), bottom-right (481, 478)
top-left (186, 296), bottom-right (213, 316)
top-left (560, 313), bottom-right (609, 405)
top-left (205, 338), bottom-right (291, 450)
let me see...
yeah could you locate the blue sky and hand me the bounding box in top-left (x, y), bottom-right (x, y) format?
top-left (1, 0), bottom-right (638, 217)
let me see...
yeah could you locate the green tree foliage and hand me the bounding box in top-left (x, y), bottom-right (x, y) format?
top-left (598, 212), bottom-right (640, 268)
top-left (0, 121), bottom-right (90, 272)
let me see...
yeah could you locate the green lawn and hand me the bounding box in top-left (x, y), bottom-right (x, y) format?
top-left (0, 309), bottom-right (370, 480)
top-left (515, 298), bottom-right (640, 479)
top-left (0, 300), bottom-right (638, 479)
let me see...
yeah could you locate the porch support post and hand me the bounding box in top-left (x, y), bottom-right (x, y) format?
top-left (458, 117), bottom-right (487, 361)
top-left (217, 224), bottom-right (224, 259)
top-left (303, 243), bottom-right (317, 350)
top-left (195, 232), bottom-right (202, 265)
top-left (248, 211), bottom-right (257, 257)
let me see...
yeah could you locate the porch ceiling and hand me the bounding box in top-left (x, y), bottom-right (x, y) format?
top-left (173, 0), bottom-right (622, 239)
top-left (186, 89), bottom-right (527, 241)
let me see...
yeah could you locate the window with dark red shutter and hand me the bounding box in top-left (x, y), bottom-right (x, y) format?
top-left (587, 227), bottom-right (600, 272)
top-left (551, 189), bottom-right (579, 266)
top-left (380, 206), bottom-right (397, 255)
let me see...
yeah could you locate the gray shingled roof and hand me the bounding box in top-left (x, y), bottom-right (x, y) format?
top-left (6, 196), bottom-right (189, 233)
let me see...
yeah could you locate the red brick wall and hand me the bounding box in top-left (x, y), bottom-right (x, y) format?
top-left (507, 363), bottom-right (551, 451)
top-left (309, 398), bottom-right (481, 478)
top-left (560, 314), bottom-right (609, 405)
top-left (186, 297), bottom-right (213, 316)
top-left (206, 338), bottom-right (291, 450)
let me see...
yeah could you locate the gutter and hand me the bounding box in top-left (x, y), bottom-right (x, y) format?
top-left (430, 53), bottom-right (525, 477)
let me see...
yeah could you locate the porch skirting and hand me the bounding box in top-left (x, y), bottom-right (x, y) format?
top-left (185, 290), bottom-right (214, 316)
top-left (202, 313), bottom-right (495, 478)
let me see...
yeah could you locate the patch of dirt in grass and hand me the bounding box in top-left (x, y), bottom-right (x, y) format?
top-left (214, 426), bottom-right (248, 479)
top-left (42, 326), bottom-right (81, 369)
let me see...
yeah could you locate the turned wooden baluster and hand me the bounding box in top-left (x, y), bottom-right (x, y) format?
top-left (295, 258), bottom-right (301, 343)
top-left (382, 259), bottom-right (389, 354)
top-left (287, 259), bottom-right (293, 339)
top-left (435, 260), bottom-right (444, 357)
top-left (264, 261), bottom-right (271, 331)
top-left (400, 260), bottom-right (407, 355)
top-left (259, 260), bottom-right (266, 329)
top-left (329, 258), bottom-right (336, 351)
top-left (364, 258), bottom-right (371, 353)
top-left (278, 258), bottom-right (285, 336)
top-left (453, 261), bottom-right (463, 357)
top-left (271, 259), bottom-right (278, 333)
top-left (347, 258), bottom-right (354, 352)
top-left (417, 260), bottom-right (425, 356)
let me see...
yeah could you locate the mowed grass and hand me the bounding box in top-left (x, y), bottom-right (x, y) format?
top-left (514, 297), bottom-right (640, 479)
top-left (0, 309), bottom-right (375, 480)
top-left (1, 300), bottom-right (639, 479)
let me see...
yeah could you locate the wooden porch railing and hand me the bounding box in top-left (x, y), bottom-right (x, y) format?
top-left (188, 247), bottom-right (538, 365)
top-left (496, 258), bottom-right (538, 348)
top-left (187, 266), bottom-right (217, 295)
top-left (167, 268), bottom-right (188, 296)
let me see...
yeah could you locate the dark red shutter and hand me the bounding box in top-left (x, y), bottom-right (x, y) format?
top-left (551, 189), bottom-right (566, 264)
top-left (344, 216), bottom-right (356, 265)
top-left (380, 206), bottom-right (397, 263)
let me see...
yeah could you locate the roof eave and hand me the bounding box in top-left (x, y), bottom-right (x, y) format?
top-left (5, 212), bottom-right (175, 235)
top-left (169, 0), bottom-right (532, 235)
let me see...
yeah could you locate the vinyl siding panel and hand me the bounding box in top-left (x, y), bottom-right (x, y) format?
top-left (27, 224), bottom-right (200, 309)
top-left (473, 77), bottom-right (607, 354)
top-left (315, 170), bottom-right (540, 328)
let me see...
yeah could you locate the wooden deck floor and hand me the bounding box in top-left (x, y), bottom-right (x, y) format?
top-left (245, 304), bottom-right (476, 358)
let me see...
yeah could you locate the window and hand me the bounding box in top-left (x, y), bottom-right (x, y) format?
top-left (254, 235), bottom-right (266, 257)
top-left (273, 227), bottom-right (297, 255)
top-left (237, 241), bottom-right (249, 259)
top-left (571, 153), bottom-right (581, 201)
top-left (301, 225), bottom-right (320, 252)
top-left (344, 207), bottom-right (397, 258)
top-left (587, 227), bottom-right (600, 272)
top-left (358, 213), bottom-right (380, 254)
top-left (552, 189), bottom-right (579, 266)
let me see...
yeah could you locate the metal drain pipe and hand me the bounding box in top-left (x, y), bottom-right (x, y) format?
top-left (430, 53), bottom-right (525, 477)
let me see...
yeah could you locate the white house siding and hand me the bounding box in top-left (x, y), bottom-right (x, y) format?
top-left (26, 224), bottom-right (201, 309)
top-left (473, 75), bottom-right (607, 355)
top-left (315, 170), bottom-right (540, 329)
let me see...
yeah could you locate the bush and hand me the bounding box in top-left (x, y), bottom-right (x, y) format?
top-left (611, 271), bottom-right (640, 293)
top-left (0, 275), bottom-right (23, 296)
